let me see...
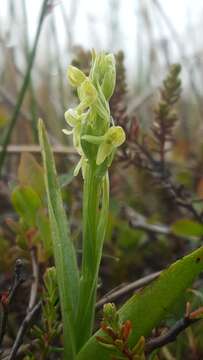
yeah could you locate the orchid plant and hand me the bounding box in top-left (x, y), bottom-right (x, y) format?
top-left (63, 51), bottom-right (125, 351)
top-left (39, 51), bottom-right (126, 358)
top-left (38, 53), bottom-right (203, 360)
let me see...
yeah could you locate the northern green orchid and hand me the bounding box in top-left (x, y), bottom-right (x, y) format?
top-left (63, 109), bottom-right (88, 149)
top-left (67, 65), bottom-right (86, 87)
top-left (63, 51), bottom-right (125, 176)
top-left (82, 125), bottom-right (126, 165)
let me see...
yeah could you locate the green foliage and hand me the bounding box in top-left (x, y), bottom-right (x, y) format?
top-left (77, 246), bottom-right (203, 359)
top-left (31, 267), bottom-right (62, 358)
top-left (171, 219), bottom-right (203, 237)
top-left (152, 63), bottom-right (181, 162)
top-left (10, 153), bottom-right (52, 257)
top-left (37, 57), bottom-right (203, 360)
top-left (18, 152), bottom-right (45, 200)
top-left (12, 186), bottom-right (41, 227)
top-left (3, 54), bottom-right (203, 359)
top-left (96, 303), bottom-right (145, 360)
top-left (38, 119), bottom-right (79, 359)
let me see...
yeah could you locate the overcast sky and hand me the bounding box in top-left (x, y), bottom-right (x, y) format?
top-left (1, 0), bottom-right (203, 81)
top-left (1, 0), bottom-right (203, 45)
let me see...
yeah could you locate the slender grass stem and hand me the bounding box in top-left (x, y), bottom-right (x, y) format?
top-left (22, 0), bottom-right (38, 142)
top-left (0, 0), bottom-right (49, 174)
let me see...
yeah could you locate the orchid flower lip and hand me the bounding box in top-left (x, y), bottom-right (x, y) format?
top-left (62, 128), bottom-right (73, 135)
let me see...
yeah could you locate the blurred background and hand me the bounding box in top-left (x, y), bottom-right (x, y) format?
top-left (2, 0), bottom-right (203, 276)
top-left (1, 0), bottom-right (203, 150)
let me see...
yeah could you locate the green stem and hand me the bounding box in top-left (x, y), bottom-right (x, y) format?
top-left (0, 0), bottom-right (49, 174)
top-left (76, 165), bottom-right (109, 352)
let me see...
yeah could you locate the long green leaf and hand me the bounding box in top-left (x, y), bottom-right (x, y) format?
top-left (77, 246), bottom-right (203, 359)
top-left (38, 119), bottom-right (79, 359)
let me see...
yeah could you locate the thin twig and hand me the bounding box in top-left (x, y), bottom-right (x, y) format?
top-left (28, 247), bottom-right (39, 312)
top-left (0, 144), bottom-right (76, 155)
top-left (145, 316), bottom-right (199, 354)
top-left (7, 301), bottom-right (41, 360)
top-left (2, 340), bottom-right (38, 360)
top-left (123, 206), bottom-right (198, 242)
top-left (96, 271), bottom-right (161, 309)
top-left (0, 260), bottom-right (25, 349)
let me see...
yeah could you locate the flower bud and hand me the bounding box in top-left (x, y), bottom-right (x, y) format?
top-left (103, 303), bottom-right (118, 326)
top-left (105, 126), bottom-right (126, 147)
top-left (101, 54), bottom-right (116, 100)
top-left (96, 126), bottom-right (125, 165)
top-left (67, 65), bottom-right (86, 87)
top-left (103, 303), bottom-right (117, 321)
top-left (44, 267), bottom-right (57, 293)
top-left (103, 303), bottom-right (119, 331)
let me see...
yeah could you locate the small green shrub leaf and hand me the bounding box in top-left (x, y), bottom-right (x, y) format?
top-left (171, 219), bottom-right (203, 237)
top-left (18, 152), bottom-right (45, 201)
top-left (11, 186), bottom-right (41, 226)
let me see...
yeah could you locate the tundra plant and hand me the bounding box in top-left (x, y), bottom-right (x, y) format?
top-left (38, 51), bottom-right (125, 358)
top-left (38, 53), bottom-right (203, 360)
top-left (63, 51), bottom-right (125, 350)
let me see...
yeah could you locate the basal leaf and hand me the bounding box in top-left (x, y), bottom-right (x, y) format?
top-left (38, 119), bottom-right (79, 359)
top-left (36, 208), bottom-right (52, 257)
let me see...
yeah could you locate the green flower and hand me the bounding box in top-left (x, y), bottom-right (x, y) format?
top-left (64, 51), bottom-right (126, 176)
top-left (67, 65), bottom-right (86, 87)
top-left (82, 125), bottom-right (126, 165)
top-left (64, 108), bottom-right (87, 127)
top-left (77, 79), bottom-right (97, 113)
top-left (63, 109), bottom-right (88, 149)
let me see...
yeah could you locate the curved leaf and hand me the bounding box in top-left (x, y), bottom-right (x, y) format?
top-left (38, 119), bottom-right (79, 359)
top-left (77, 246), bottom-right (203, 359)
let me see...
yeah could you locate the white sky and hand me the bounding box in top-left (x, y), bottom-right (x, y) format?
top-left (1, 0), bottom-right (203, 82)
top-left (1, 0), bottom-right (202, 46)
